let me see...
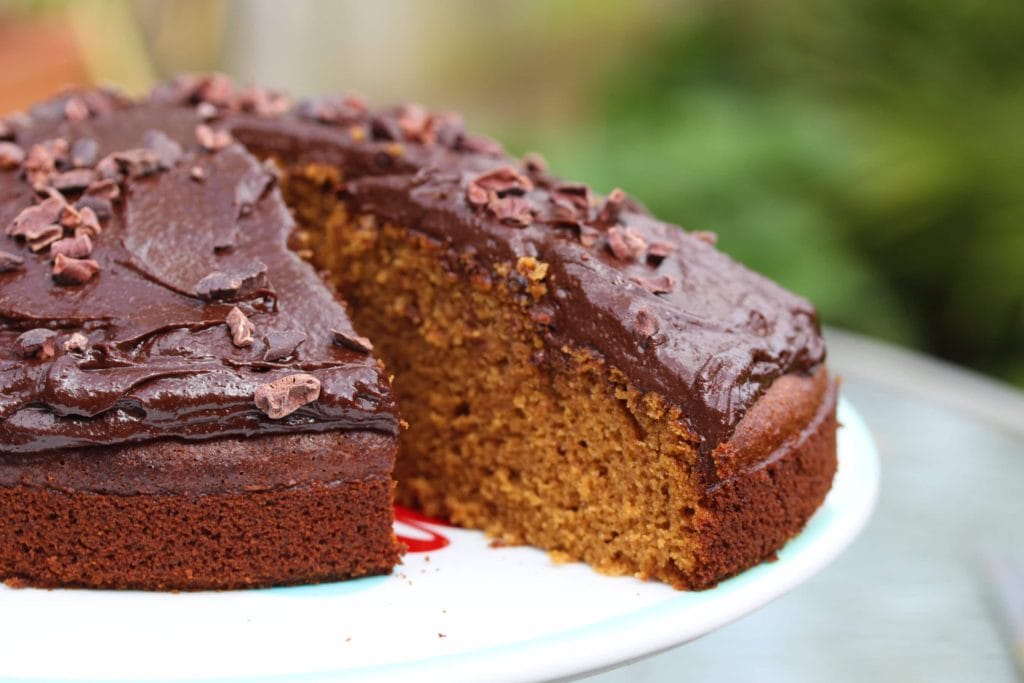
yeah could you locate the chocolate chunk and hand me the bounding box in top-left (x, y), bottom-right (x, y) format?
top-left (607, 225), bottom-right (647, 262)
top-left (195, 124), bottom-right (233, 152)
top-left (0, 141), bottom-right (25, 169)
top-left (52, 253), bottom-right (100, 285)
top-left (631, 274), bottom-right (677, 295)
top-left (0, 250), bottom-right (24, 272)
top-left (635, 308), bottom-right (659, 338)
top-left (14, 329), bottom-right (57, 359)
top-left (234, 166), bottom-right (274, 218)
top-left (63, 97), bottom-right (90, 122)
top-left (71, 138), bottom-right (100, 167)
top-left (332, 329), bottom-right (374, 354)
top-left (50, 168), bottom-right (97, 192)
top-left (194, 261), bottom-right (268, 300)
top-left (262, 330), bottom-right (307, 361)
top-left (50, 234), bottom-right (93, 260)
top-left (5, 195), bottom-right (64, 237)
top-left (254, 373), bottom-right (321, 419)
top-left (63, 332), bottom-right (90, 354)
top-left (143, 129), bottom-right (184, 168)
top-left (75, 196), bottom-right (112, 223)
top-left (226, 306), bottom-right (255, 347)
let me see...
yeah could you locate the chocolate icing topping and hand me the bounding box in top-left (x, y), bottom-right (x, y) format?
top-left (1, 77), bottom-right (825, 457)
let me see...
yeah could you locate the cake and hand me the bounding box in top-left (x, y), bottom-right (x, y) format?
top-left (0, 76), bottom-right (837, 591)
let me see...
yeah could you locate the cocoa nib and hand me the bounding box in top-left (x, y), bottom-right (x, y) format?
top-left (0, 250), bottom-right (24, 272)
top-left (549, 183), bottom-right (591, 224)
top-left (63, 96), bottom-right (91, 122)
top-left (50, 168), bottom-right (97, 192)
top-left (690, 230), bottom-right (718, 246)
top-left (226, 306), bottom-right (255, 347)
top-left (195, 123), bottom-right (233, 152)
top-left (189, 165), bottom-right (206, 182)
top-left (62, 332), bottom-right (89, 354)
top-left (5, 196), bottom-right (64, 237)
top-left (194, 261), bottom-right (268, 300)
top-left (52, 253), bottom-right (100, 285)
top-left (234, 166), bottom-right (275, 218)
top-left (489, 195), bottom-right (534, 227)
top-left (75, 197), bottom-right (112, 224)
top-left (74, 207), bottom-right (103, 238)
top-left (27, 224), bottom-right (63, 252)
top-left (646, 240), bottom-right (678, 266)
top-left (143, 129), bottom-right (184, 168)
top-left (631, 274), bottom-right (677, 295)
top-left (0, 141), bottom-right (25, 169)
top-left (49, 234), bottom-right (93, 260)
top-left (607, 225), bottom-right (647, 262)
top-left (14, 329), bottom-right (57, 359)
top-left (263, 330), bottom-right (307, 361)
top-left (236, 84), bottom-right (292, 117)
top-left (71, 138), bottom-right (100, 167)
top-left (469, 166), bottom-right (533, 197)
top-left (254, 373), bottom-right (321, 419)
top-left (635, 307), bottom-right (659, 339)
top-left (596, 187), bottom-right (628, 225)
top-left (332, 329), bottom-right (374, 354)
top-left (85, 178), bottom-right (121, 202)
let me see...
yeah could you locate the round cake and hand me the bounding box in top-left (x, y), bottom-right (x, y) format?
top-left (0, 76), bottom-right (836, 590)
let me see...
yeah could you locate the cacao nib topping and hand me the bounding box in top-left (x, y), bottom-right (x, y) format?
top-left (234, 166), bottom-right (275, 218)
top-left (523, 152), bottom-right (548, 175)
top-left (635, 308), bottom-right (659, 339)
top-left (596, 187), bottom-right (628, 225)
top-left (143, 129), bottom-right (184, 168)
top-left (297, 93), bottom-right (368, 125)
top-left (631, 274), bottom-right (677, 295)
top-left (458, 134), bottom-right (504, 156)
top-left (5, 196), bottom-right (64, 238)
top-left (75, 207), bottom-right (103, 238)
top-left (63, 332), bottom-right (90, 354)
top-left (63, 96), bottom-right (91, 122)
top-left (71, 138), bottom-right (100, 167)
top-left (254, 373), bottom-right (322, 419)
top-left (27, 224), bottom-right (63, 252)
top-left (607, 225), bottom-right (647, 262)
top-left (579, 224), bottom-right (601, 247)
top-left (426, 111), bottom-right (465, 147)
top-left (470, 166), bottom-right (533, 196)
top-left (14, 328), bottom-right (57, 359)
top-left (195, 124), bottom-right (233, 152)
top-left (24, 139), bottom-right (68, 189)
top-left (225, 306), bottom-right (255, 347)
top-left (549, 183), bottom-right (591, 224)
top-left (263, 330), bottom-right (307, 361)
top-left (332, 329), bottom-right (374, 354)
top-left (99, 148), bottom-right (163, 178)
top-left (50, 168), bottom-right (97, 192)
top-left (196, 101), bottom-right (218, 121)
top-left (646, 240), bottom-right (678, 266)
top-left (49, 234), bottom-right (93, 260)
top-left (194, 261), bottom-right (269, 300)
top-left (75, 196), bottom-right (112, 223)
top-left (52, 253), bottom-right (100, 285)
top-left (190, 165), bottom-right (206, 182)
top-left (0, 141), bottom-right (25, 169)
top-left (0, 249), bottom-right (24, 272)
top-left (236, 84), bottom-right (291, 117)
top-left (691, 230), bottom-right (718, 245)
top-left (490, 195), bottom-right (534, 227)
top-left (85, 178), bottom-right (121, 201)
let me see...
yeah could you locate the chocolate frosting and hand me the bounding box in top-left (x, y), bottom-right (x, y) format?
top-left (0, 77), bottom-right (825, 457)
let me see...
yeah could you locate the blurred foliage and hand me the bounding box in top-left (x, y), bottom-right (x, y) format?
top-left (525, 0), bottom-right (1024, 387)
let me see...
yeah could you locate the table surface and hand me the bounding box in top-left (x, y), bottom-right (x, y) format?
top-left (586, 329), bottom-right (1024, 683)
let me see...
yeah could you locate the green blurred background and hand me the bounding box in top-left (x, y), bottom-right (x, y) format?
top-left (1, 0), bottom-right (1021, 388)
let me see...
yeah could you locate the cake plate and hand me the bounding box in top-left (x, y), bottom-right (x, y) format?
top-left (0, 397), bottom-right (879, 683)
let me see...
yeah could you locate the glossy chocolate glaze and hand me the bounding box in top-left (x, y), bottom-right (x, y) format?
top-left (1, 77), bottom-right (825, 457)
top-left (1, 94), bottom-right (397, 456)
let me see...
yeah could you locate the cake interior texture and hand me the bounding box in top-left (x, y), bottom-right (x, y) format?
top-left (280, 163), bottom-right (837, 589)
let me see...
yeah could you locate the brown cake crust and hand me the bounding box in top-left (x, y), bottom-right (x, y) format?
top-left (0, 431), bottom-right (401, 590)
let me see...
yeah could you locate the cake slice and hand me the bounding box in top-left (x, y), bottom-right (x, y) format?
top-left (0, 89), bottom-right (401, 589)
